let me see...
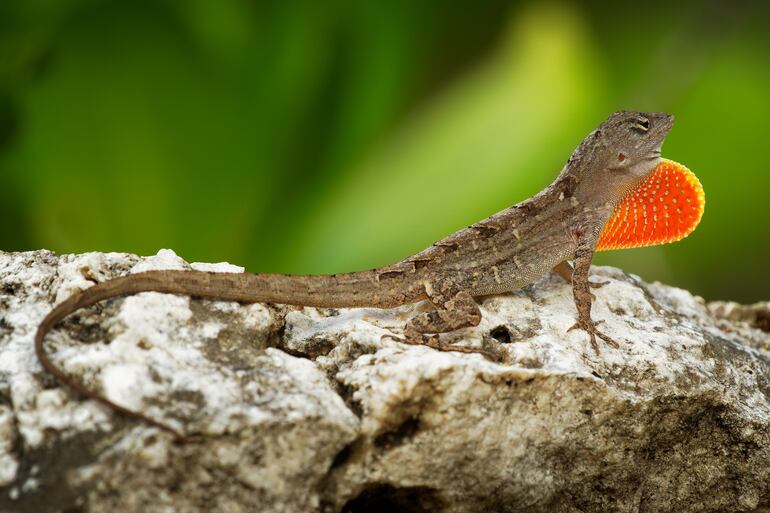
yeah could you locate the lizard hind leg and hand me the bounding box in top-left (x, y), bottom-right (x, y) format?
top-left (394, 289), bottom-right (500, 361)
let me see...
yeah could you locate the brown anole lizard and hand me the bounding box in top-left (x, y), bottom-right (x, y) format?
top-left (35, 111), bottom-right (704, 439)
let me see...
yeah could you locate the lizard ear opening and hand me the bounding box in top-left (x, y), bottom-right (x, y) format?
top-left (596, 159), bottom-right (705, 251)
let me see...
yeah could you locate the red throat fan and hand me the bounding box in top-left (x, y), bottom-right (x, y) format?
top-left (596, 159), bottom-right (705, 251)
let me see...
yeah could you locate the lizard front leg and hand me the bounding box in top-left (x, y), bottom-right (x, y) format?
top-left (567, 241), bottom-right (619, 353)
top-left (392, 288), bottom-right (499, 361)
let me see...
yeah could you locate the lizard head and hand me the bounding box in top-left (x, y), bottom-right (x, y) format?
top-left (569, 111), bottom-right (674, 202)
top-left (598, 110), bottom-right (674, 180)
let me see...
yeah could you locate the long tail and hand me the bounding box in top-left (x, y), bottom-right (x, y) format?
top-left (35, 269), bottom-right (420, 440)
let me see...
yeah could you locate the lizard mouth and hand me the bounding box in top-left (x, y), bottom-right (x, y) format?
top-left (645, 148), bottom-right (662, 162)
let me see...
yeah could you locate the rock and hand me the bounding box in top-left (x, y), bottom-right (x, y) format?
top-left (0, 249), bottom-right (769, 513)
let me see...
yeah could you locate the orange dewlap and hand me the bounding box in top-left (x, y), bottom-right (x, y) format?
top-left (596, 159), bottom-right (705, 251)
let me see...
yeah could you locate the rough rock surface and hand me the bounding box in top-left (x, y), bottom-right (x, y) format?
top-left (1, 249), bottom-right (769, 513)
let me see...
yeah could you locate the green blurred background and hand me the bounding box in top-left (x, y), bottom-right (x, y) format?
top-left (1, 0), bottom-right (768, 302)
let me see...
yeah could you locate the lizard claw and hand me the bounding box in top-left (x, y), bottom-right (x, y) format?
top-left (568, 318), bottom-right (619, 354)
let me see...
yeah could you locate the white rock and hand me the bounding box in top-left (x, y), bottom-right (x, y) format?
top-left (0, 250), bottom-right (769, 513)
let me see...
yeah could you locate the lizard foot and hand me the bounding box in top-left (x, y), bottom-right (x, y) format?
top-left (381, 332), bottom-right (501, 362)
top-left (568, 318), bottom-right (619, 354)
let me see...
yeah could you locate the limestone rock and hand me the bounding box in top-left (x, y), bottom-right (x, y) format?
top-left (0, 249), bottom-right (769, 513)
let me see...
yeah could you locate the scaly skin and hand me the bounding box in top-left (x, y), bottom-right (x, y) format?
top-left (35, 111), bottom-right (677, 439)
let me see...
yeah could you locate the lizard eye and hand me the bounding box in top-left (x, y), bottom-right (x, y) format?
top-left (633, 117), bottom-right (650, 132)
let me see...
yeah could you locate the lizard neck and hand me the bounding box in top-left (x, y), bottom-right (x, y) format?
top-left (559, 126), bottom-right (663, 211)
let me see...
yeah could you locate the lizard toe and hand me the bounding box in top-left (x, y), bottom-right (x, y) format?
top-left (588, 332), bottom-right (600, 354)
top-left (390, 331), bottom-right (501, 362)
top-left (568, 319), bottom-right (617, 353)
top-left (380, 332), bottom-right (407, 344)
top-left (595, 329), bottom-right (620, 348)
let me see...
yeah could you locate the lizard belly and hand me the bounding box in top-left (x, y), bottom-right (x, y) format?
top-left (465, 251), bottom-right (570, 297)
top-left (469, 265), bottom-right (542, 296)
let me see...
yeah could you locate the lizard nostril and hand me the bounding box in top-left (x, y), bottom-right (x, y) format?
top-left (618, 153), bottom-right (626, 162)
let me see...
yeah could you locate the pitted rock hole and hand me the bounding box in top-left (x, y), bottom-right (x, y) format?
top-left (342, 484), bottom-right (444, 513)
top-left (490, 325), bottom-right (512, 344)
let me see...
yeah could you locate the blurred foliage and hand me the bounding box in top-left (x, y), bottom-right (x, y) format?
top-left (1, 0), bottom-right (769, 302)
